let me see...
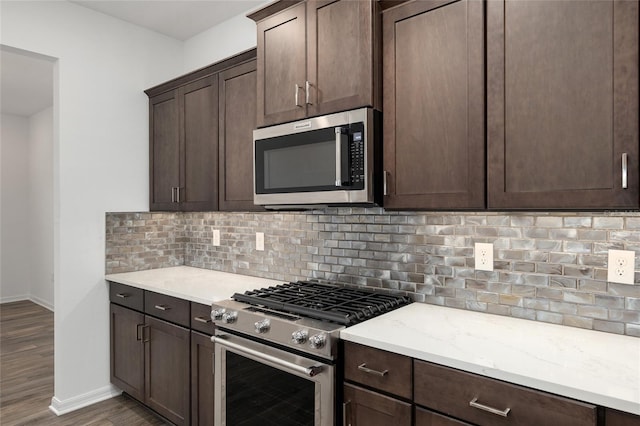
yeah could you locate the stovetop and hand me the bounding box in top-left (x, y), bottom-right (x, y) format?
top-left (233, 281), bottom-right (412, 326)
top-left (211, 281), bottom-right (412, 360)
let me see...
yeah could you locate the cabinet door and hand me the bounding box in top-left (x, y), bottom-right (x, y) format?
top-left (145, 316), bottom-right (190, 426)
top-left (487, 0), bottom-right (639, 209)
top-left (191, 331), bottom-right (214, 426)
top-left (180, 75), bottom-right (218, 212)
top-left (219, 60), bottom-right (262, 211)
top-left (605, 409), bottom-right (640, 426)
top-left (306, 0), bottom-right (380, 117)
top-left (149, 90), bottom-right (180, 211)
top-left (416, 407), bottom-right (473, 426)
top-left (110, 303), bottom-right (145, 402)
top-left (382, 0), bottom-right (485, 209)
top-left (256, 2), bottom-right (307, 127)
top-left (343, 383), bottom-right (411, 426)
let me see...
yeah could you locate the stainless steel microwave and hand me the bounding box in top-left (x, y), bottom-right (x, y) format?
top-left (253, 107), bottom-right (381, 209)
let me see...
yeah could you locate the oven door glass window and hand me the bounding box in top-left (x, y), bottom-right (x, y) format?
top-left (225, 352), bottom-right (315, 426)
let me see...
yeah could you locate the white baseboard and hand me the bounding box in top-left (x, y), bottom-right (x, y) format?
top-left (0, 295), bottom-right (54, 311)
top-left (0, 295), bottom-right (29, 304)
top-left (49, 384), bottom-right (122, 416)
top-left (29, 295), bottom-right (54, 312)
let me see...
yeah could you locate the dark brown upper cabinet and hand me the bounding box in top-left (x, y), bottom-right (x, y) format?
top-left (218, 59), bottom-right (263, 211)
top-left (487, 0), bottom-right (639, 210)
top-left (146, 49), bottom-right (257, 212)
top-left (149, 75), bottom-right (218, 212)
top-left (382, 0), bottom-right (485, 210)
top-left (250, 0), bottom-right (381, 128)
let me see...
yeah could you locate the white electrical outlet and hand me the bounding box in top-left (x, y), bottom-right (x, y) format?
top-left (607, 249), bottom-right (635, 285)
top-left (256, 232), bottom-right (264, 251)
top-left (475, 242), bottom-right (494, 272)
top-left (212, 229), bottom-right (220, 246)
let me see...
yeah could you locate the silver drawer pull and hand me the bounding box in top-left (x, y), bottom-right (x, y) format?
top-left (622, 153), bottom-right (628, 189)
top-left (115, 293), bottom-right (128, 298)
top-left (154, 304), bottom-right (170, 311)
top-left (469, 397), bottom-right (511, 417)
top-left (358, 363), bottom-right (388, 377)
top-left (194, 316), bottom-right (212, 324)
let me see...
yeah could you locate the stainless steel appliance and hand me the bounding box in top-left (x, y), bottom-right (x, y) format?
top-left (210, 281), bottom-right (411, 426)
top-left (253, 108), bottom-right (381, 209)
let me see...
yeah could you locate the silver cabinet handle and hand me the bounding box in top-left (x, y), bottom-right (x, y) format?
top-left (154, 304), bottom-right (170, 311)
top-left (343, 400), bottom-right (351, 426)
top-left (295, 83), bottom-right (302, 107)
top-left (176, 187), bottom-right (181, 203)
top-left (383, 171), bottom-right (389, 196)
top-left (115, 293), bottom-right (128, 299)
top-left (212, 335), bottom-right (323, 378)
top-left (469, 397), bottom-right (511, 417)
top-left (142, 324), bottom-right (150, 343)
top-left (357, 363), bottom-right (388, 377)
top-left (136, 323), bottom-right (144, 341)
top-left (194, 316), bottom-right (212, 324)
top-left (171, 187), bottom-right (176, 203)
top-left (622, 153), bottom-right (628, 189)
top-left (305, 80), bottom-right (312, 105)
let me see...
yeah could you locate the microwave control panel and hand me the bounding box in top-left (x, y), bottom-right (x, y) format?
top-left (350, 131), bottom-right (365, 185)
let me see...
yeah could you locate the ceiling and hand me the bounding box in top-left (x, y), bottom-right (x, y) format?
top-left (70, 0), bottom-right (267, 41)
top-left (1, 0), bottom-right (266, 116)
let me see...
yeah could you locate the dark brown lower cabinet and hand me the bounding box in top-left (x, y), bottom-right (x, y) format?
top-left (145, 316), bottom-right (190, 426)
top-left (414, 360), bottom-right (597, 426)
top-left (191, 331), bottom-right (214, 426)
top-left (415, 407), bottom-right (472, 426)
top-left (343, 383), bottom-right (411, 426)
top-left (110, 304), bottom-right (144, 402)
top-left (110, 299), bottom-right (190, 426)
top-left (606, 408), bottom-right (640, 426)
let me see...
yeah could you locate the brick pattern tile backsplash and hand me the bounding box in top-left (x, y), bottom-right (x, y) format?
top-left (106, 209), bottom-right (640, 337)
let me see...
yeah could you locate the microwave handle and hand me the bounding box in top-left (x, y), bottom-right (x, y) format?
top-left (335, 128), bottom-right (349, 187)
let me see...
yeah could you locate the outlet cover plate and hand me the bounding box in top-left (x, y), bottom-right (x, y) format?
top-left (256, 232), bottom-right (264, 251)
top-left (607, 249), bottom-right (635, 285)
top-left (475, 243), bottom-right (494, 272)
top-left (212, 229), bottom-right (220, 246)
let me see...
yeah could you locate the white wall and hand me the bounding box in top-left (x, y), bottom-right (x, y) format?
top-left (0, 114), bottom-right (31, 302)
top-left (0, 0), bottom-right (184, 412)
top-left (183, 7), bottom-right (266, 72)
top-left (28, 107), bottom-right (54, 309)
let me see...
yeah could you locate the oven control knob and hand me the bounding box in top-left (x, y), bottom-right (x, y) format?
top-left (211, 308), bottom-right (225, 321)
top-left (221, 311), bottom-right (238, 324)
top-left (291, 330), bottom-right (308, 344)
top-left (309, 333), bottom-right (326, 349)
top-left (254, 319), bottom-right (270, 334)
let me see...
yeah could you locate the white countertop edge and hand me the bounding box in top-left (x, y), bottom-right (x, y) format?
top-left (340, 332), bottom-right (639, 415)
top-left (105, 266), bottom-right (284, 305)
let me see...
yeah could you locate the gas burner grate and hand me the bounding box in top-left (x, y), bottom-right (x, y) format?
top-left (232, 281), bottom-right (411, 326)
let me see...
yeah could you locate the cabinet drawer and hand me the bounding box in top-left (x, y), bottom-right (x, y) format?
top-left (414, 360), bottom-right (597, 426)
top-left (190, 302), bottom-right (215, 335)
top-left (416, 407), bottom-right (472, 426)
top-left (109, 282), bottom-right (143, 311)
top-left (344, 383), bottom-right (411, 426)
top-left (344, 341), bottom-right (412, 400)
top-left (144, 291), bottom-right (190, 327)
top-left (605, 408), bottom-right (640, 426)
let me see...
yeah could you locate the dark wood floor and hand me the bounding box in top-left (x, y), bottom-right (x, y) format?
top-left (1, 300), bottom-right (170, 425)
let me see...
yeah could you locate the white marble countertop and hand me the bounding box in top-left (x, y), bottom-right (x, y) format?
top-left (341, 303), bottom-right (640, 415)
top-left (105, 266), bottom-right (284, 305)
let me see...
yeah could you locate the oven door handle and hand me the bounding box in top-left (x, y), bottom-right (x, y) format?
top-left (212, 335), bottom-right (324, 378)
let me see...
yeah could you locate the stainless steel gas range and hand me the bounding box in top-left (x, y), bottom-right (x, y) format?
top-left (210, 281), bottom-right (411, 426)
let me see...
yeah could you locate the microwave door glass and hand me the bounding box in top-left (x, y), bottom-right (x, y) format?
top-left (258, 127), bottom-right (341, 193)
top-left (264, 140), bottom-right (335, 189)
